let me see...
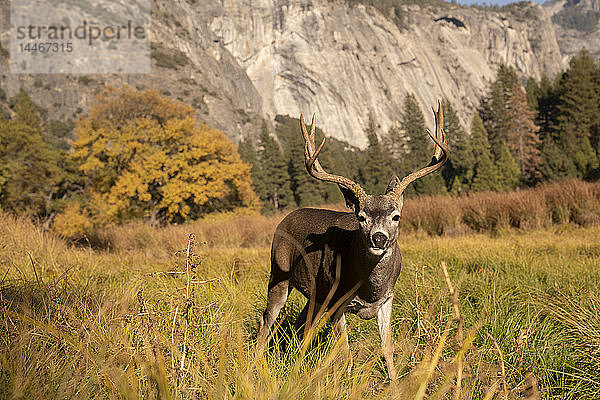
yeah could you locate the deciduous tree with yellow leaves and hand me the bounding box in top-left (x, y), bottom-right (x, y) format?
top-left (70, 86), bottom-right (258, 226)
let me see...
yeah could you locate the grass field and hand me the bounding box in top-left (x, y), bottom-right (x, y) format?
top-left (2, 182), bottom-right (600, 399)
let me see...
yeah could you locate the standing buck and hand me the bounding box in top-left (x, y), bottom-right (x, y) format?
top-left (256, 101), bottom-right (448, 380)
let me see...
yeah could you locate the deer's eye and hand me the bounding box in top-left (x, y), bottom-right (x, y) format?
top-left (357, 214), bottom-right (366, 223)
top-left (392, 214), bottom-right (400, 222)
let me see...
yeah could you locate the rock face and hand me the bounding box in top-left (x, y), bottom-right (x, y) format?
top-left (544, 0), bottom-right (600, 63)
top-left (0, 0), bottom-right (265, 141)
top-left (0, 0), bottom-right (577, 147)
top-left (208, 0), bottom-right (563, 146)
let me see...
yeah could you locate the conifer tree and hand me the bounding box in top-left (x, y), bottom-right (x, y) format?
top-left (496, 143), bottom-right (521, 190)
top-left (554, 48), bottom-right (600, 177)
top-left (470, 113), bottom-right (500, 191)
top-left (238, 136), bottom-right (264, 201)
top-left (382, 124), bottom-right (405, 179)
top-left (539, 137), bottom-right (576, 181)
top-left (479, 64), bottom-right (519, 160)
top-left (471, 151), bottom-right (500, 192)
top-left (400, 93), bottom-right (447, 196)
top-left (536, 74), bottom-right (560, 143)
top-left (402, 93), bottom-right (430, 170)
top-left (441, 99), bottom-right (474, 194)
top-left (359, 116), bottom-right (394, 194)
top-left (238, 136), bottom-right (258, 167)
top-left (525, 77), bottom-right (541, 112)
top-left (274, 114), bottom-right (340, 206)
top-left (0, 120), bottom-right (63, 218)
top-left (507, 82), bottom-right (542, 185)
top-left (256, 123), bottom-right (294, 210)
top-left (534, 74), bottom-right (575, 181)
top-left (0, 90), bottom-right (77, 226)
top-left (285, 125), bottom-right (323, 206)
top-left (383, 125), bottom-right (406, 160)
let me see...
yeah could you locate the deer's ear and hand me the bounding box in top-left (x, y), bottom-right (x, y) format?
top-left (385, 175), bottom-right (400, 195)
top-left (339, 185), bottom-right (360, 212)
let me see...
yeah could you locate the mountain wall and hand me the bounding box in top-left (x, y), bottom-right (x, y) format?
top-left (1, 0), bottom-right (586, 148)
top-left (544, 0), bottom-right (600, 63)
top-left (0, 0), bottom-right (265, 141)
top-left (207, 0), bottom-right (563, 146)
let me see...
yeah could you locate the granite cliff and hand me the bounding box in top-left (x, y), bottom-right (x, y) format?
top-left (544, 0), bottom-right (600, 63)
top-left (0, 0), bottom-right (595, 147)
top-left (208, 0), bottom-right (563, 146)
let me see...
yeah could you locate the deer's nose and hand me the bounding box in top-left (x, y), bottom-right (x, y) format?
top-left (371, 232), bottom-right (388, 248)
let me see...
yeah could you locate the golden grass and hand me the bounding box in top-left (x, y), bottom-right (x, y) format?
top-left (401, 179), bottom-right (600, 235)
top-left (1, 180), bottom-right (600, 398)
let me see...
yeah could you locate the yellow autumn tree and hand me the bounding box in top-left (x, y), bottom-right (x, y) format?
top-left (70, 86), bottom-right (258, 226)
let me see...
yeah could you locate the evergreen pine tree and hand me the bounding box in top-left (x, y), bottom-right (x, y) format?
top-left (256, 123), bottom-right (294, 211)
top-left (496, 143), bottom-right (521, 190)
top-left (238, 136), bottom-right (264, 201)
top-left (536, 74), bottom-right (560, 143)
top-left (382, 124), bottom-right (405, 179)
top-left (525, 77), bottom-right (541, 112)
top-left (238, 136), bottom-right (258, 166)
top-left (534, 74), bottom-right (575, 182)
top-left (0, 120), bottom-right (63, 218)
top-left (539, 137), bottom-right (576, 181)
top-left (507, 82), bottom-right (542, 185)
top-left (285, 124), bottom-right (324, 206)
top-left (0, 89), bottom-right (78, 226)
top-left (316, 136), bottom-right (358, 204)
top-left (554, 48), bottom-right (600, 177)
top-left (479, 64), bottom-right (519, 160)
top-left (400, 93), bottom-right (446, 196)
top-left (274, 114), bottom-right (340, 206)
top-left (402, 93), bottom-right (430, 170)
top-left (441, 99), bottom-right (474, 194)
top-left (359, 116), bottom-right (394, 194)
top-left (383, 124), bottom-right (407, 160)
top-left (470, 113), bottom-right (500, 191)
top-left (471, 151), bottom-right (500, 192)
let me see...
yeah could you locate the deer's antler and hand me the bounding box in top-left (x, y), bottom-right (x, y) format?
top-left (300, 113), bottom-right (367, 203)
top-left (390, 100), bottom-right (449, 199)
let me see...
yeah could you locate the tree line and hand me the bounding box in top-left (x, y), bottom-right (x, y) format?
top-left (1, 49), bottom-right (598, 230)
top-left (240, 49), bottom-right (600, 212)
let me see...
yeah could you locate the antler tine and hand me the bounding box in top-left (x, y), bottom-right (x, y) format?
top-left (391, 100), bottom-right (449, 198)
top-left (300, 113), bottom-right (367, 203)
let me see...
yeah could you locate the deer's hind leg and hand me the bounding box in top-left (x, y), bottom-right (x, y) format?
top-left (295, 299), bottom-right (323, 338)
top-left (256, 268), bottom-right (291, 352)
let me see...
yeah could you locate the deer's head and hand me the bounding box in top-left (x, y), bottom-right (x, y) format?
top-left (300, 101), bottom-right (448, 256)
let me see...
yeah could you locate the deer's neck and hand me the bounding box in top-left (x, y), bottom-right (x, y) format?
top-left (350, 237), bottom-right (400, 285)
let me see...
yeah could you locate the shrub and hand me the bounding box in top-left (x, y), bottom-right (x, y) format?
top-left (401, 179), bottom-right (600, 235)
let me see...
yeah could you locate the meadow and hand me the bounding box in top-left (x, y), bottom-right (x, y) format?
top-left (1, 180), bottom-right (600, 399)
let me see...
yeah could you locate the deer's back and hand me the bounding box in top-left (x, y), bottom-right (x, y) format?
top-left (271, 207), bottom-right (357, 270)
top-left (271, 208), bottom-right (360, 300)
top-left (276, 207), bottom-right (357, 239)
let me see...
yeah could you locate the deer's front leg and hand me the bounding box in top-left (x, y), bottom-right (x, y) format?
top-left (377, 296), bottom-right (397, 380)
top-left (332, 312), bottom-right (353, 371)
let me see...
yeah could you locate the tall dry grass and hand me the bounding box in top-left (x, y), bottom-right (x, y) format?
top-left (2, 179), bottom-right (600, 398)
top-left (96, 212), bottom-right (282, 257)
top-left (95, 179), bottom-right (600, 254)
top-left (401, 179), bottom-right (600, 235)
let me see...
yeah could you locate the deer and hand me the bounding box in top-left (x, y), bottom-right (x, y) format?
top-left (256, 100), bottom-right (448, 380)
